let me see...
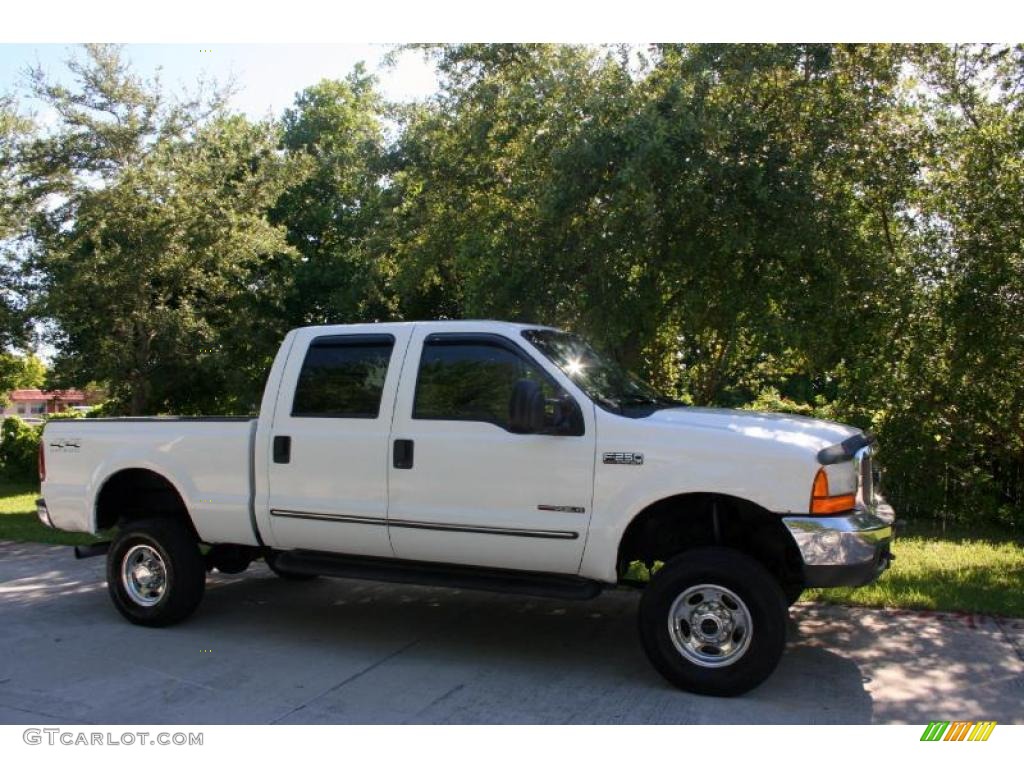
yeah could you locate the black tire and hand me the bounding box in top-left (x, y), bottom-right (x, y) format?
top-left (638, 547), bottom-right (787, 696)
top-left (782, 582), bottom-right (804, 607)
top-left (265, 552), bottom-right (318, 581)
top-left (107, 518), bottom-right (206, 627)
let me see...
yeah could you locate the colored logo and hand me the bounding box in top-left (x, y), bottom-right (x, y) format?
top-left (920, 721), bottom-right (996, 741)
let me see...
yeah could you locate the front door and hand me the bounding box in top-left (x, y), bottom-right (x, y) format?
top-left (266, 327), bottom-right (413, 556)
top-left (387, 328), bottom-right (596, 574)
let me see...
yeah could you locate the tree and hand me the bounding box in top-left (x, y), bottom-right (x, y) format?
top-left (866, 44), bottom-right (1024, 524)
top-left (25, 45), bottom-right (305, 414)
top-left (273, 69), bottom-right (395, 326)
top-left (0, 352), bottom-right (47, 403)
top-left (0, 95), bottom-right (34, 349)
top-left (386, 45), bottom-right (626, 324)
top-left (386, 45), bottom-right (918, 400)
top-left (0, 95), bottom-right (33, 242)
top-left (7, 43), bottom-right (1021, 528)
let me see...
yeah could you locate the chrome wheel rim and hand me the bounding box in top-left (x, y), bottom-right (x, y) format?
top-left (121, 544), bottom-right (168, 607)
top-left (668, 583), bottom-right (753, 668)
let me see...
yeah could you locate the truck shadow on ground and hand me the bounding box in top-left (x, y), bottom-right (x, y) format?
top-left (184, 567), bottom-right (877, 723)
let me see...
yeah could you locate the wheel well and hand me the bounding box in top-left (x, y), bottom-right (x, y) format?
top-left (616, 493), bottom-right (804, 588)
top-left (95, 469), bottom-right (197, 538)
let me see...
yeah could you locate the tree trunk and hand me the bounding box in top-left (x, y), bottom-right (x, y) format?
top-left (129, 375), bottom-right (149, 416)
top-left (130, 319), bottom-right (153, 416)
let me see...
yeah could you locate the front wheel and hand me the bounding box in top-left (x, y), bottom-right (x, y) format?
top-left (107, 518), bottom-right (206, 627)
top-left (782, 582), bottom-right (804, 607)
top-left (638, 547), bottom-right (787, 696)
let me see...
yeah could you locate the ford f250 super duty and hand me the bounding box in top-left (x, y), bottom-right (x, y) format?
top-left (37, 321), bottom-right (894, 696)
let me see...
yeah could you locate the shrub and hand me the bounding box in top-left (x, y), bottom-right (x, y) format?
top-left (0, 410), bottom-right (84, 482)
top-left (48, 409), bottom-right (86, 421)
top-left (0, 417), bottom-right (44, 482)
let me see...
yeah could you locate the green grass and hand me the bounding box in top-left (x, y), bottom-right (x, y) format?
top-left (0, 478), bottom-right (100, 546)
top-left (1, 480), bottom-right (1021, 616)
top-left (804, 520), bottom-right (1024, 617)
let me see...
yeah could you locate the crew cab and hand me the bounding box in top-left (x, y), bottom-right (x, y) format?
top-left (37, 321), bottom-right (894, 695)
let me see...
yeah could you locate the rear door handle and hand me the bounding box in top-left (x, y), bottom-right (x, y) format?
top-left (393, 439), bottom-right (414, 469)
top-left (273, 435), bottom-right (291, 464)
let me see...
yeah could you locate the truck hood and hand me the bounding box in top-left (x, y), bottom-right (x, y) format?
top-left (645, 407), bottom-right (861, 454)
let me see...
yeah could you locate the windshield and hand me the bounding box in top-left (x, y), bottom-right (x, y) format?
top-left (522, 329), bottom-right (682, 416)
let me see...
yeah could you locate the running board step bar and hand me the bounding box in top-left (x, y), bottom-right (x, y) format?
top-left (272, 550), bottom-right (604, 601)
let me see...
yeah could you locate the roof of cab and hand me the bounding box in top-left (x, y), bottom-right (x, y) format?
top-left (296, 319), bottom-right (560, 334)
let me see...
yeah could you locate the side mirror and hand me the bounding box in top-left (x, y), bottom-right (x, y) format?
top-left (548, 394), bottom-right (581, 434)
top-left (509, 379), bottom-right (545, 434)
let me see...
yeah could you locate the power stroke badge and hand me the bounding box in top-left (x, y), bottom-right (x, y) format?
top-left (602, 452), bottom-right (644, 465)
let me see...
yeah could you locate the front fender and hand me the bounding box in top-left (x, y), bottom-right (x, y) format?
top-left (579, 479), bottom-right (791, 583)
top-left (579, 417), bottom-right (822, 583)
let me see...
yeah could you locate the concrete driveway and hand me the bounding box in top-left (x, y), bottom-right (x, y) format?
top-left (1, 540), bottom-right (1021, 724)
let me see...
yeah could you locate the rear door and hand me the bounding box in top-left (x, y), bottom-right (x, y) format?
top-left (265, 326), bottom-right (413, 556)
top-left (386, 327), bottom-right (596, 574)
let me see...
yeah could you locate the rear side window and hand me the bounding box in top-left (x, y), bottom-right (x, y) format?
top-left (292, 335), bottom-right (394, 418)
top-left (413, 337), bottom-right (559, 429)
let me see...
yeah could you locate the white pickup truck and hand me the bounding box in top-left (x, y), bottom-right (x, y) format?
top-left (38, 321), bottom-right (894, 695)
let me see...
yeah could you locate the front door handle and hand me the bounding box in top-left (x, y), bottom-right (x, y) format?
top-left (393, 439), bottom-right (414, 469)
top-left (273, 435), bottom-right (291, 464)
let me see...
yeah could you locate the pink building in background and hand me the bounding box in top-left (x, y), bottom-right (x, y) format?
top-left (2, 389), bottom-right (89, 418)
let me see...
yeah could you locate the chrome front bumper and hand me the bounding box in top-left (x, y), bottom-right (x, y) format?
top-left (782, 502), bottom-right (895, 588)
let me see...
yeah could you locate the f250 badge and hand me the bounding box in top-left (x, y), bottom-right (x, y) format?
top-left (603, 451), bottom-right (644, 466)
top-left (49, 438), bottom-right (81, 453)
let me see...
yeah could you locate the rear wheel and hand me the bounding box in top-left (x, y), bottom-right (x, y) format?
top-left (107, 518), bottom-right (206, 627)
top-left (638, 547), bottom-right (787, 696)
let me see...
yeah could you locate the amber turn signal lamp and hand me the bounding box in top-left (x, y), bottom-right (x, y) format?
top-left (810, 467), bottom-right (855, 514)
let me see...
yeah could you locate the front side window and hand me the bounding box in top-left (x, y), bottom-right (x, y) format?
top-left (292, 335), bottom-right (394, 418)
top-left (413, 336), bottom-right (564, 430)
top-left (522, 329), bottom-right (681, 417)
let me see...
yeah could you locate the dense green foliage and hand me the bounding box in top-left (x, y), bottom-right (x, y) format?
top-left (2, 44), bottom-right (1022, 529)
top-left (0, 94), bottom-right (33, 348)
top-left (21, 46), bottom-right (306, 414)
top-left (0, 410), bottom-right (83, 481)
top-left (0, 351), bottom-right (46, 400)
top-left (0, 416), bottom-right (41, 479)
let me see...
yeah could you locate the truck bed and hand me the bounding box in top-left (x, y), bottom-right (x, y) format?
top-left (41, 417), bottom-right (259, 545)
